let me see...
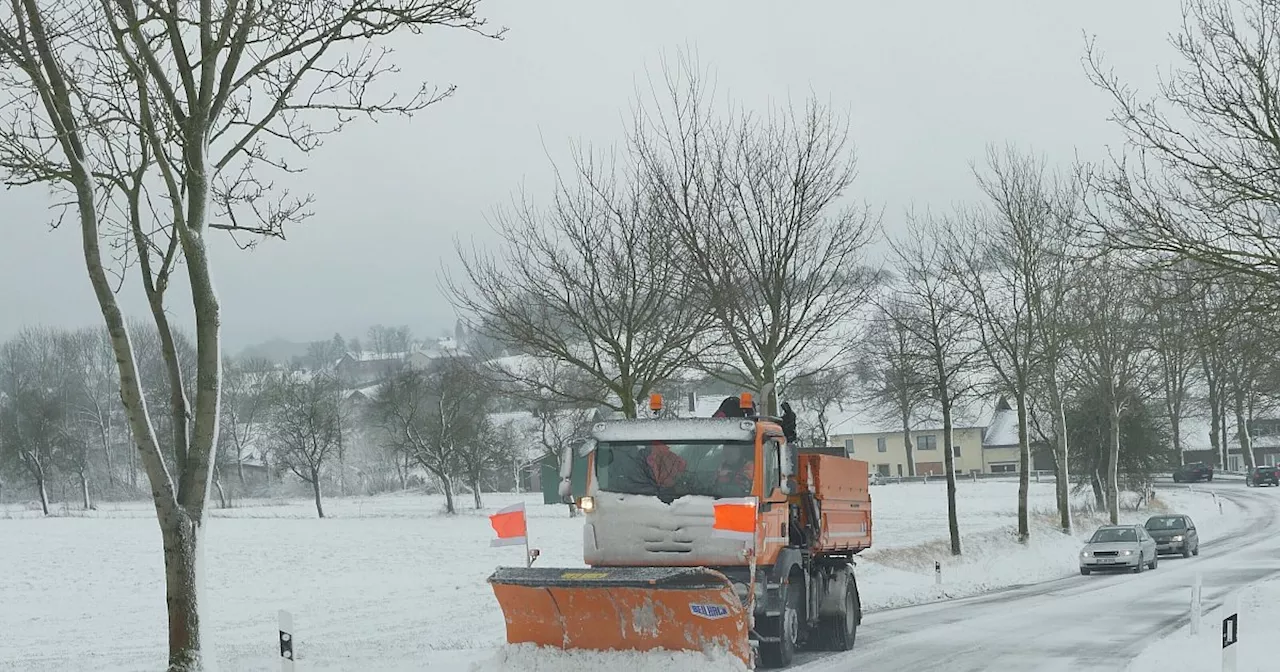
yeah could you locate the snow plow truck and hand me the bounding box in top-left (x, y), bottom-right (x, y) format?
top-left (487, 392), bottom-right (873, 668)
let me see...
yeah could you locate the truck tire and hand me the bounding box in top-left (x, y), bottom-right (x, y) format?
top-left (816, 577), bottom-right (859, 651)
top-left (759, 579), bottom-right (800, 668)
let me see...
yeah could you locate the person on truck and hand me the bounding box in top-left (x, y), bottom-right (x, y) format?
top-left (645, 441), bottom-right (687, 489)
top-left (715, 445), bottom-right (754, 496)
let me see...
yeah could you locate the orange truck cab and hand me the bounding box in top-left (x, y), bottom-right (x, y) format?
top-left (488, 392), bottom-right (872, 669)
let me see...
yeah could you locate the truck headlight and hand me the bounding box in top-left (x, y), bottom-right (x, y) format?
top-left (578, 495), bottom-right (595, 513)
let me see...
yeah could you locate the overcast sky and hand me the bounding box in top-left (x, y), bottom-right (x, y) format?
top-left (0, 0), bottom-right (1182, 352)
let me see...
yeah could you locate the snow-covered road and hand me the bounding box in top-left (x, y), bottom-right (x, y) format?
top-left (795, 483), bottom-right (1280, 672)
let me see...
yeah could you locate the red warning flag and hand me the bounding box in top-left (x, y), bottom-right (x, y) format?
top-left (712, 497), bottom-right (758, 542)
top-left (489, 502), bottom-right (528, 547)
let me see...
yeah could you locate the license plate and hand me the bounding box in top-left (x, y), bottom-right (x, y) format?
top-left (1097, 558), bottom-right (1115, 564)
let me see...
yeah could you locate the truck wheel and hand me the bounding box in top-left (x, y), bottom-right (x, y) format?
top-left (759, 580), bottom-right (800, 668)
top-left (817, 578), bottom-right (859, 651)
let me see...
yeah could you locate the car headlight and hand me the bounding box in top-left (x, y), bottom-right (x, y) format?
top-left (1080, 551), bottom-right (1091, 557)
top-left (1121, 550), bottom-right (1133, 556)
top-left (1171, 535), bottom-right (1184, 542)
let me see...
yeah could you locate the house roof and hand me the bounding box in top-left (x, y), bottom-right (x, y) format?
top-left (982, 404), bottom-right (1019, 447)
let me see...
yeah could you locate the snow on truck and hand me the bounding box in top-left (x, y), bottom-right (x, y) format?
top-left (487, 391), bottom-right (873, 668)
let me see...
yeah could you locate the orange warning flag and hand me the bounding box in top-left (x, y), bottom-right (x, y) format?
top-left (712, 497), bottom-right (758, 542)
top-left (489, 502), bottom-right (528, 547)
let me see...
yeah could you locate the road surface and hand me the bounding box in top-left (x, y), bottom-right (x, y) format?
top-left (795, 482), bottom-right (1280, 672)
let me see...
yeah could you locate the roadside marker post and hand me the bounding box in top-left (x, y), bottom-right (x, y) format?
top-left (279, 609), bottom-right (295, 672)
top-left (934, 561), bottom-right (941, 586)
top-left (1189, 573), bottom-right (1202, 636)
top-left (1221, 590), bottom-right (1239, 672)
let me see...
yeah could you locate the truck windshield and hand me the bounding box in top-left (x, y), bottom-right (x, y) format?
top-left (594, 440), bottom-right (756, 502)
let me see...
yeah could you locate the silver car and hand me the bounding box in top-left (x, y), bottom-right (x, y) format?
top-left (1079, 524), bottom-right (1158, 575)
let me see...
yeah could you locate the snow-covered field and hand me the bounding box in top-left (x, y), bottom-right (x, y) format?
top-left (1126, 576), bottom-right (1280, 672)
top-left (0, 480), bottom-right (1245, 671)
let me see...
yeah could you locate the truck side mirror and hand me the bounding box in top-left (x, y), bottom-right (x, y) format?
top-left (573, 438), bottom-right (597, 458)
top-left (779, 442), bottom-right (796, 477)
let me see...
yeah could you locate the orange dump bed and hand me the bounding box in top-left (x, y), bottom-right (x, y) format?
top-left (799, 454), bottom-right (872, 553)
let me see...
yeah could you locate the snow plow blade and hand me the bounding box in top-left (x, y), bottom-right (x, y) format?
top-left (487, 566), bottom-right (752, 665)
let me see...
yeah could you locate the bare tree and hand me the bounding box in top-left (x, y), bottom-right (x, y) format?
top-left (954, 144), bottom-right (1084, 541)
top-left (629, 53), bottom-right (881, 413)
top-left (368, 359), bottom-right (486, 514)
top-left (852, 301), bottom-right (931, 475)
top-left (367, 325), bottom-right (414, 357)
top-left (1085, 0), bottom-right (1280, 292)
top-left (459, 417), bottom-right (519, 509)
top-left (304, 335), bottom-right (347, 373)
top-left (0, 328), bottom-right (74, 514)
top-left (1066, 251), bottom-right (1155, 524)
top-left (784, 368), bottom-right (854, 448)
top-left (886, 214), bottom-right (982, 556)
top-left (450, 144), bottom-right (709, 418)
top-left (0, 1), bottom-right (497, 666)
top-left (264, 372), bottom-right (345, 518)
top-left (221, 356), bottom-right (272, 488)
top-left (1141, 263), bottom-right (1200, 467)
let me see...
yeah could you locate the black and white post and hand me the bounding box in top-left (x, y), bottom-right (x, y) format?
top-left (1221, 590), bottom-right (1239, 672)
top-left (279, 609), bottom-right (295, 672)
top-left (934, 561), bottom-right (941, 586)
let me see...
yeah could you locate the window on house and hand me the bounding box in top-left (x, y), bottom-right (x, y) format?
top-left (897, 464), bottom-right (904, 477)
top-left (877, 437), bottom-right (887, 453)
top-left (990, 463), bottom-right (1017, 474)
top-left (917, 435), bottom-right (937, 451)
top-left (952, 444), bottom-right (961, 458)
top-left (844, 438), bottom-right (854, 454)
top-left (876, 464), bottom-right (891, 477)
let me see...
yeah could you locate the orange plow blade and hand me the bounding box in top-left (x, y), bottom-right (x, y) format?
top-left (487, 566), bottom-right (752, 666)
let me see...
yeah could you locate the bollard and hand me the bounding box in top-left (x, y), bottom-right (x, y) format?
top-left (279, 610), bottom-right (295, 672)
top-left (935, 561), bottom-right (942, 586)
top-left (1222, 590), bottom-right (1239, 672)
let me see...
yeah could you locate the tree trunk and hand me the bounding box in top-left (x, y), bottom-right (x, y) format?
top-left (1234, 393), bottom-right (1256, 471)
top-left (36, 470), bottom-right (49, 516)
top-left (213, 466), bottom-right (227, 510)
top-left (1090, 470), bottom-right (1105, 511)
top-left (1171, 414), bottom-right (1183, 466)
top-left (237, 458), bottom-right (245, 486)
top-left (472, 474), bottom-right (483, 509)
top-left (1219, 411), bottom-right (1229, 470)
top-left (160, 512), bottom-right (205, 672)
top-left (100, 416), bottom-right (117, 489)
top-left (311, 469), bottom-right (325, 518)
top-left (1043, 377), bottom-right (1072, 534)
top-left (941, 394), bottom-right (961, 556)
top-left (80, 469), bottom-right (92, 510)
top-left (1202, 351), bottom-right (1224, 469)
top-left (439, 473), bottom-right (456, 514)
top-left (1015, 389), bottom-right (1030, 543)
top-left (1107, 403), bottom-right (1121, 525)
top-left (900, 404), bottom-right (916, 476)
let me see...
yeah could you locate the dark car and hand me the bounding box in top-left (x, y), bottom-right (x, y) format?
top-left (1247, 465), bottom-right (1279, 487)
top-left (1144, 514), bottom-right (1200, 558)
top-left (1172, 462), bottom-right (1214, 483)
